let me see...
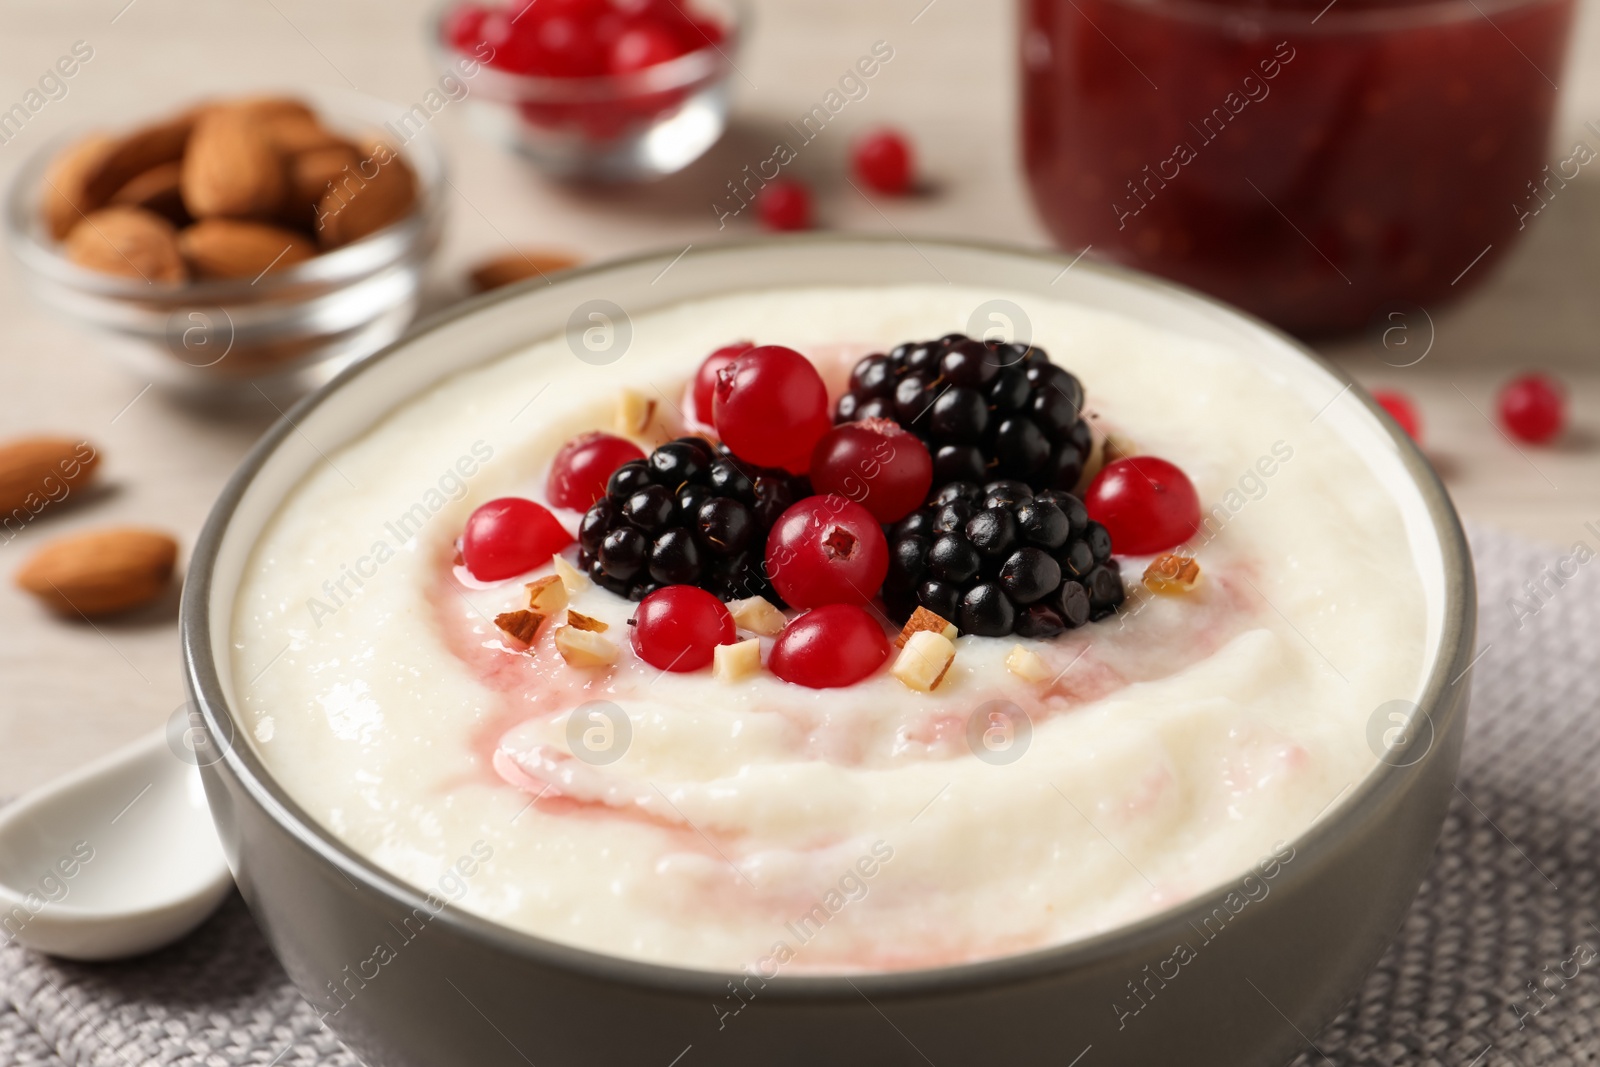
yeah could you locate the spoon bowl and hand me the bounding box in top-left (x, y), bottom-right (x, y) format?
top-left (0, 728), bottom-right (232, 960)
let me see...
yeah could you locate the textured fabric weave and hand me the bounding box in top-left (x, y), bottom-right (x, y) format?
top-left (2, 525), bottom-right (1596, 1067)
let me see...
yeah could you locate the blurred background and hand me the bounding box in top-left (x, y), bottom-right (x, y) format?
top-left (2, 0), bottom-right (1599, 793)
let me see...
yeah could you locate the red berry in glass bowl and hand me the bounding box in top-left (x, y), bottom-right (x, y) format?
top-left (1372, 389), bottom-right (1422, 442)
top-left (630, 585), bottom-right (734, 672)
top-left (610, 22), bottom-right (686, 74)
top-left (547, 432), bottom-right (646, 510)
top-left (810, 419), bottom-right (933, 524)
top-left (444, 3), bottom-right (491, 50)
top-left (1498, 373), bottom-right (1566, 444)
top-left (765, 495), bottom-right (889, 608)
top-left (757, 179), bottom-right (812, 232)
top-left (769, 604), bottom-right (890, 689)
top-left (712, 345), bottom-right (832, 472)
top-left (689, 341), bottom-right (753, 425)
top-left (1083, 456), bottom-right (1200, 557)
top-left (852, 128), bottom-right (914, 195)
top-left (462, 497), bottom-right (575, 581)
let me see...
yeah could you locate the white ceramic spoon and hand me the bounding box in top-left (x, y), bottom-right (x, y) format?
top-left (0, 728), bottom-right (233, 960)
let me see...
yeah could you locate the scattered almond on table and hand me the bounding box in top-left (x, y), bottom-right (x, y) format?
top-left (15, 527), bottom-right (178, 617)
top-left (41, 95), bottom-right (418, 285)
top-left (467, 249), bottom-right (581, 293)
top-left (0, 435), bottom-right (100, 517)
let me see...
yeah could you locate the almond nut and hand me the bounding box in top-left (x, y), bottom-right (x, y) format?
top-left (15, 527), bottom-right (178, 617)
top-left (177, 218), bottom-right (315, 279)
top-left (525, 575), bottom-right (568, 615)
top-left (495, 609), bottom-right (546, 649)
top-left (1005, 644), bottom-right (1051, 684)
top-left (284, 143), bottom-right (360, 229)
top-left (729, 596), bottom-right (786, 637)
top-left (891, 630), bottom-right (956, 692)
top-left (0, 437), bottom-right (100, 516)
top-left (82, 113), bottom-right (198, 207)
top-left (1143, 553), bottom-right (1200, 594)
top-left (713, 638), bottom-right (762, 682)
top-left (64, 207), bottom-right (186, 283)
top-left (108, 161), bottom-right (189, 227)
top-left (554, 625), bottom-right (619, 668)
top-left (314, 139), bottom-right (416, 248)
top-left (551, 554), bottom-right (590, 594)
top-left (40, 134), bottom-right (116, 240)
top-left (468, 250), bottom-right (581, 293)
top-left (181, 107), bottom-right (286, 219)
top-left (895, 606), bottom-right (958, 648)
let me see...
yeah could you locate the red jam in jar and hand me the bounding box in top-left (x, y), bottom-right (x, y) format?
top-left (1021, 0), bottom-right (1575, 335)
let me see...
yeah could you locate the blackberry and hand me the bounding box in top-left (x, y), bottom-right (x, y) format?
top-left (834, 333), bottom-right (1093, 493)
top-left (884, 479), bottom-right (1124, 637)
top-left (577, 437), bottom-right (805, 603)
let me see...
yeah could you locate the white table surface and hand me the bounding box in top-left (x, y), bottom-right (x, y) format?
top-left (2, 0), bottom-right (1598, 793)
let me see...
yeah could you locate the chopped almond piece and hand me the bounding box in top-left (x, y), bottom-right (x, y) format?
top-left (615, 389), bottom-right (656, 436)
top-left (554, 626), bottom-right (618, 668)
top-left (1005, 645), bottom-right (1051, 684)
top-left (566, 609), bottom-right (608, 633)
top-left (495, 610), bottom-right (546, 649)
top-left (891, 630), bottom-right (956, 692)
top-left (1143, 554), bottom-right (1201, 594)
top-left (895, 606), bottom-right (958, 649)
top-left (551, 554), bottom-right (590, 593)
top-left (729, 596), bottom-right (786, 637)
top-left (713, 638), bottom-right (762, 682)
top-left (525, 575), bottom-right (568, 614)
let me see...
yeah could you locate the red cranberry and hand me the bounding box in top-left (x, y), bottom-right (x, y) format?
top-left (444, 3), bottom-right (490, 50)
top-left (852, 129), bottom-right (915, 195)
top-left (547, 432), bottom-right (646, 510)
top-left (757, 180), bottom-right (812, 232)
top-left (809, 419), bottom-right (932, 523)
top-left (690, 341), bottom-right (753, 425)
top-left (765, 495), bottom-right (889, 608)
top-left (1498, 373), bottom-right (1566, 444)
top-left (1083, 456), bottom-right (1200, 556)
top-left (630, 585), bottom-right (734, 672)
top-left (769, 604), bottom-right (889, 688)
top-left (712, 345), bottom-right (831, 473)
top-left (1372, 389), bottom-right (1422, 442)
top-left (610, 23), bottom-right (685, 73)
top-left (462, 497), bottom-right (574, 581)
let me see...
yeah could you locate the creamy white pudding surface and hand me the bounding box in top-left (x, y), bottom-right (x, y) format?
top-left (231, 284), bottom-right (1434, 973)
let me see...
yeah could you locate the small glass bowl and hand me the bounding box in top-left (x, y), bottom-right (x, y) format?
top-left (4, 90), bottom-right (446, 395)
top-left (432, 1), bottom-right (741, 183)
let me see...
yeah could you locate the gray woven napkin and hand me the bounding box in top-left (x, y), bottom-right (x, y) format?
top-left (3, 524), bottom-right (1597, 1067)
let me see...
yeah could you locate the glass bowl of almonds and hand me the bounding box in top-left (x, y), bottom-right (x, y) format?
top-left (4, 91), bottom-right (445, 393)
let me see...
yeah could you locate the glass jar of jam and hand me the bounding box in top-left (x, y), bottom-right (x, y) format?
top-left (1020, 0), bottom-right (1576, 335)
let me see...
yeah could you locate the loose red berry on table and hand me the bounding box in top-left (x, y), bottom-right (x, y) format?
top-left (689, 341), bottom-right (753, 425)
top-left (765, 495), bottom-right (890, 608)
top-left (809, 419), bottom-right (933, 523)
top-left (712, 344), bottom-right (832, 472)
top-left (852, 129), bottom-right (914, 195)
top-left (768, 604), bottom-right (890, 689)
top-left (1083, 456), bottom-right (1200, 557)
top-left (1498, 373), bottom-right (1566, 444)
top-left (630, 585), bottom-right (734, 672)
top-left (462, 497), bottom-right (575, 581)
top-left (757, 180), bottom-right (812, 232)
top-left (1372, 389), bottom-right (1422, 442)
top-left (547, 432), bottom-right (646, 510)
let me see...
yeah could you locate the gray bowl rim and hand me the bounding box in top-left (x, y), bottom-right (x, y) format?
top-left (181, 232), bottom-right (1476, 1002)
